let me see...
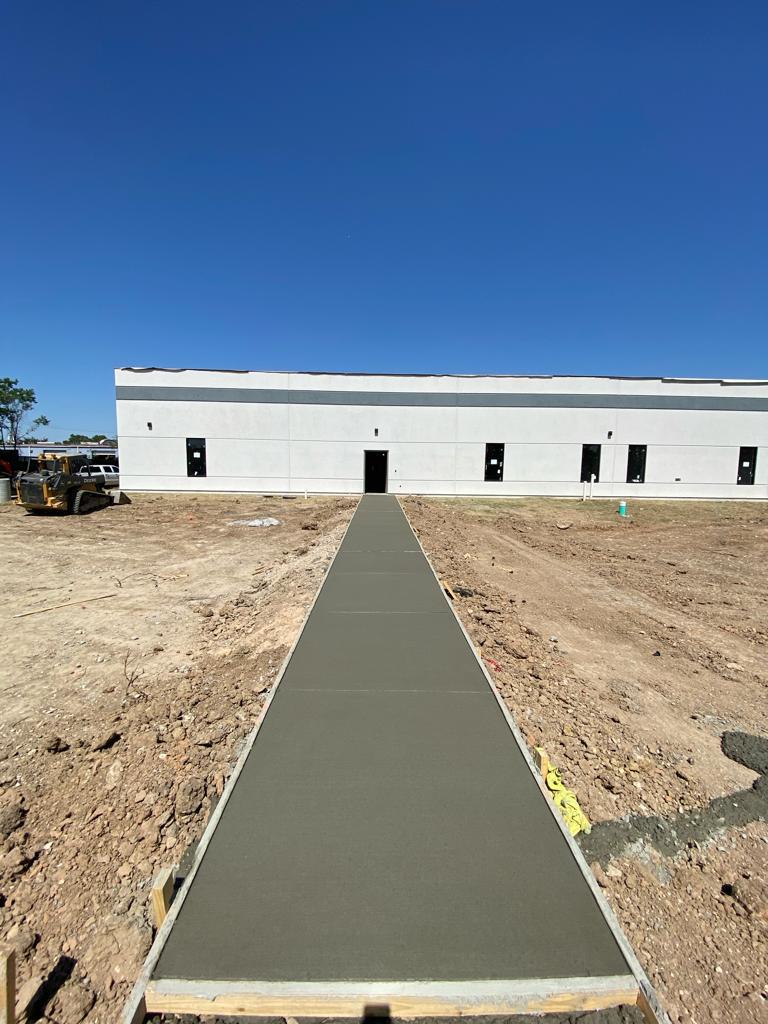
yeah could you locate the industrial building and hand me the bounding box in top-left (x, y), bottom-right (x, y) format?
top-left (115, 367), bottom-right (768, 499)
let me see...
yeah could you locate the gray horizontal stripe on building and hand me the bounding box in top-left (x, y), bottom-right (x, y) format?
top-left (115, 386), bottom-right (768, 412)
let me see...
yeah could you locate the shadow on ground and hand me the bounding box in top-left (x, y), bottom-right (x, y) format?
top-left (24, 955), bottom-right (76, 1021)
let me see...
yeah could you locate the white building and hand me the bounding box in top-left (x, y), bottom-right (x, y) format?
top-left (115, 368), bottom-right (768, 499)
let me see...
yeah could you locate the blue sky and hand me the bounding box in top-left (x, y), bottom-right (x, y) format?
top-left (1, 2), bottom-right (767, 439)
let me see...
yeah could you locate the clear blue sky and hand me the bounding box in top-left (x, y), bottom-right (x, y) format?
top-left (1, 2), bottom-right (767, 439)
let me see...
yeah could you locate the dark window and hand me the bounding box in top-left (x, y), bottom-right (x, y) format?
top-left (737, 446), bottom-right (757, 486)
top-left (580, 444), bottom-right (601, 483)
top-left (626, 444), bottom-right (647, 484)
top-left (364, 450), bottom-right (388, 493)
top-left (484, 443), bottom-right (504, 482)
top-left (186, 438), bottom-right (207, 477)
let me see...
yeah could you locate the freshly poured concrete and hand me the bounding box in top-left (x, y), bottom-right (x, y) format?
top-left (153, 496), bottom-right (630, 987)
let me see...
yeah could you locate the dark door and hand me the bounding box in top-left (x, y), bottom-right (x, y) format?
top-left (737, 446), bottom-right (757, 485)
top-left (484, 443), bottom-right (505, 482)
top-left (186, 437), bottom-right (207, 477)
top-left (580, 444), bottom-right (601, 483)
top-left (626, 444), bottom-right (647, 484)
top-left (364, 450), bottom-right (388, 493)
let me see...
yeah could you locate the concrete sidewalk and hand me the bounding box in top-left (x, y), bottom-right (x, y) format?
top-left (142, 496), bottom-right (643, 1018)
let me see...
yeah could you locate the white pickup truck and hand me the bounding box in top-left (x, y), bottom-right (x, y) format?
top-left (77, 464), bottom-right (120, 488)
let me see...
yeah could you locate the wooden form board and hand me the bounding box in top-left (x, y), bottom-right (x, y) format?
top-left (1, 948), bottom-right (15, 1024)
top-left (143, 977), bottom-right (642, 1017)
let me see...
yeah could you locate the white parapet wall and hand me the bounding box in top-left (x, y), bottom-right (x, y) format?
top-left (115, 368), bottom-right (768, 499)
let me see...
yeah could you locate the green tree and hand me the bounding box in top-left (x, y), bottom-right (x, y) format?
top-left (0, 378), bottom-right (50, 448)
top-left (61, 433), bottom-right (109, 444)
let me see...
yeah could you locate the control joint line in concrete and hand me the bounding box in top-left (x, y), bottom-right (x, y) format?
top-left (125, 495), bottom-right (662, 1022)
top-left (286, 688), bottom-right (487, 694)
top-left (323, 610), bottom-right (443, 615)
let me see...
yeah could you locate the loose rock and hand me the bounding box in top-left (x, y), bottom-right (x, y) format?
top-left (175, 776), bottom-right (205, 817)
top-left (0, 792), bottom-right (26, 839)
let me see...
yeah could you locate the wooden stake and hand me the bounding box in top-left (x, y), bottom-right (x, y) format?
top-left (1, 948), bottom-right (15, 1024)
top-left (151, 866), bottom-right (176, 929)
top-left (533, 747), bottom-right (551, 779)
top-left (637, 985), bottom-right (667, 1024)
top-left (13, 593), bottom-right (116, 618)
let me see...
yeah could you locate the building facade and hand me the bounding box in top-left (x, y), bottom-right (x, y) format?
top-left (115, 368), bottom-right (768, 499)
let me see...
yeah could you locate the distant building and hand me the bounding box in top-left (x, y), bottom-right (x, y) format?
top-left (18, 443), bottom-right (118, 462)
top-left (115, 368), bottom-right (767, 499)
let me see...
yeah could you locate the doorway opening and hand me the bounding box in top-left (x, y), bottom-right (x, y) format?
top-left (580, 444), bottom-right (601, 483)
top-left (364, 450), bottom-right (388, 493)
top-left (484, 442), bottom-right (505, 482)
top-left (737, 446), bottom-right (757, 485)
top-left (186, 438), bottom-right (207, 477)
top-left (626, 444), bottom-right (647, 484)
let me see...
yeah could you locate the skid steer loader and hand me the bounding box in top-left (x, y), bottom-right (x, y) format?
top-left (15, 453), bottom-right (112, 515)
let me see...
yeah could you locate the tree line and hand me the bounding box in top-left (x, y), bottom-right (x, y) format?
top-left (0, 377), bottom-right (113, 447)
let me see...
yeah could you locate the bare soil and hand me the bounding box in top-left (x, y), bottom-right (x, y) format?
top-left (404, 496), bottom-right (768, 1024)
top-left (2, 493), bottom-right (766, 1024)
top-left (0, 493), bottom-right (355, 1023)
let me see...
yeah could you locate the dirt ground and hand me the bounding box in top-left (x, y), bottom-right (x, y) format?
top-left (2, 493), bottom-right (766, 1024)
top-left (403, 497), bottom-right (768, 1024)
top-left (0, 493), bottom-right (355, 1023)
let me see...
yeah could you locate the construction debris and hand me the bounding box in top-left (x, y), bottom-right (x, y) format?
top-left (543, 761), bottom-right (592, 837)
top-left (230, 517), bottom-right (280, 527)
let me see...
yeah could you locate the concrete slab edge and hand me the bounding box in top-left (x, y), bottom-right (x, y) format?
top-left (144, 974), bottom-right (640, 1017)
top-left (148, 976), bottom-right (637, 998)
top-left (397, 499), bottom-right (671, 1024)
top-left (120, 502), bottom-right (361, 1024)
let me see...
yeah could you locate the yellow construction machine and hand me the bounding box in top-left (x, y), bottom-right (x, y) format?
top-left (15, 453), bottom-right (112, 515)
